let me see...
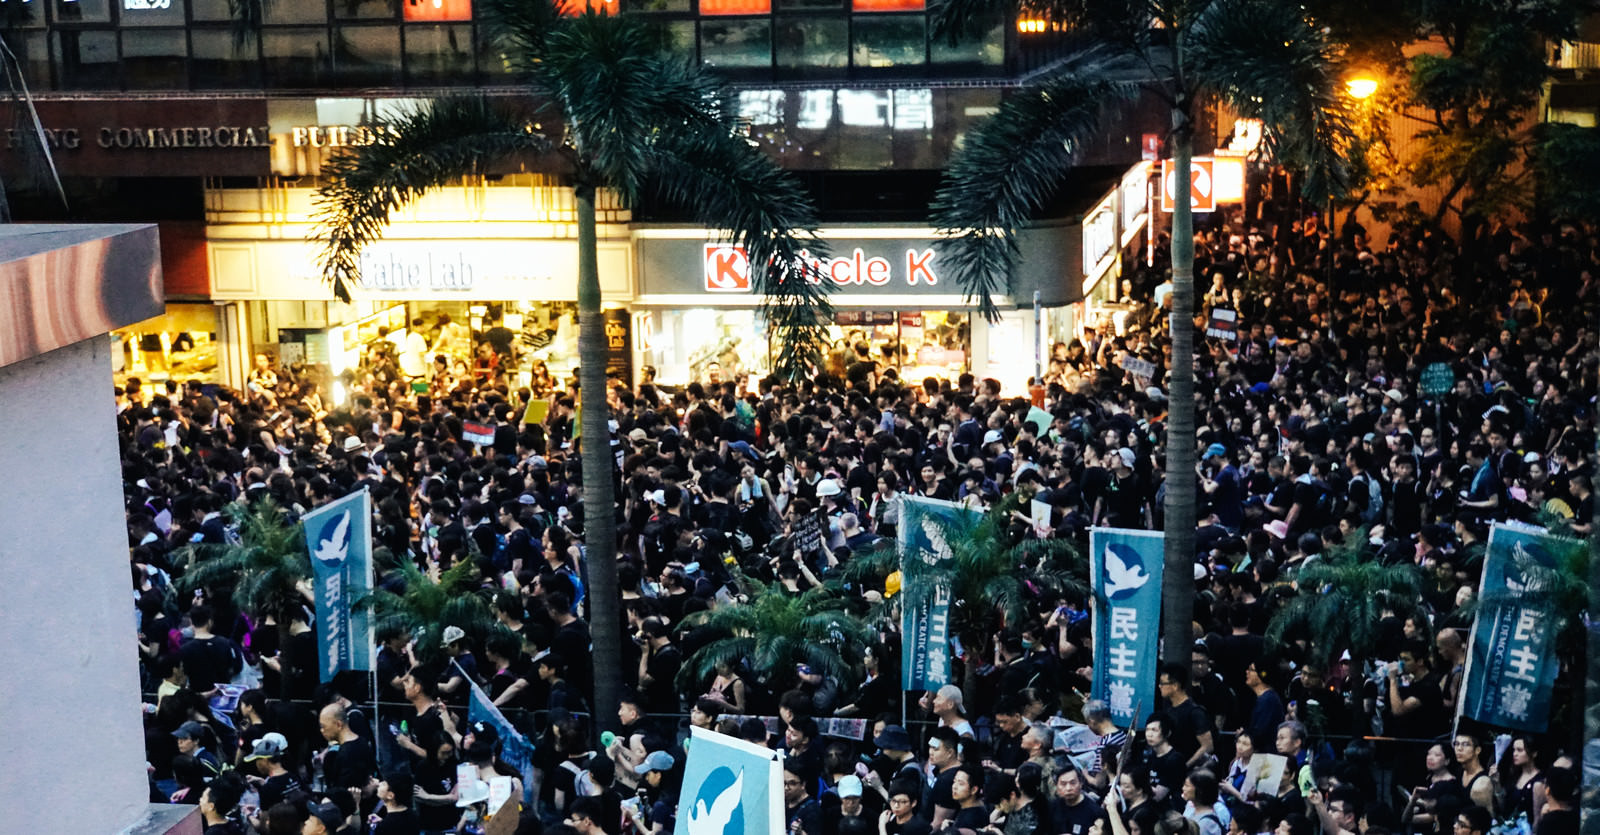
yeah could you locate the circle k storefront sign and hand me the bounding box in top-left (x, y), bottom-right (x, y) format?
top-left (701, 243), bottom-right (939, 291)
top-left (1160, 158), bottom-right (1216, 213)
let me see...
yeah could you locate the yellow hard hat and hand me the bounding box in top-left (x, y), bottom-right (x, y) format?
top-left (885, 570), bottom-right (903, 597)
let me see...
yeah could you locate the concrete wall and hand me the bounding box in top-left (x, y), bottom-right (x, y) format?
top-left (0, 337), bottom-right (149, 833)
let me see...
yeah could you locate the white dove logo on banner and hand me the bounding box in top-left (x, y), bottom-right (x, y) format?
top-left (1103, 542), bottom-right (1151, 600)
top-left (686, 767), bottom-right (744, 835)
top-left (314, 512), bottom-right (352, 567)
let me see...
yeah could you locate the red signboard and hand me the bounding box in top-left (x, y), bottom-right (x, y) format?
top-left (403, 0), bottom-right (472, 21)
top-left (852, 0), bottom-right (924, 10)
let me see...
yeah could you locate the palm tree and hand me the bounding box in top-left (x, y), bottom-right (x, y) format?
top-left (852, 493), bottom-right (1084, 705)
top-left (1265, 532), bottom-right (1423, 733)
top-left (359, 559), bottom-right (499, 667)
top-left (178, 499), bottom-right (312, 698)
top-left (929, 0), bottom-right (1354, 669)
top-left (677, 570), bottom-right (876, 700)
top-left (313, 0), bottom-right (832, 730)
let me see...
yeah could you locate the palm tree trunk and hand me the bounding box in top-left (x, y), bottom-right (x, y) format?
top-left (575, 185), bottom-right (623, 733)
top-left (1161, 116), bottom-right (1198, 672)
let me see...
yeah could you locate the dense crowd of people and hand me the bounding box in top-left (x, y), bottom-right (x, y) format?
top-left (117, 204), bottom-right (1596, 835)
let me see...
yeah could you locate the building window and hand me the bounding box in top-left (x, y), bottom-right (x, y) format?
top-left (404, 23), bottom-right (473, 85)
top-left (190, 27), bottom-right (261, 88)
top-left (262, 27), bottom-right (329, 87)
top-left (401, 0), bottom-right (471, 21)
top-left (120, 28), bottom-right (187, 87)
top-left (930, 18), bottom-right (1001, 65)
top-left (774, 17), bottom-right (845, 69)
top-left (338, 0), bottom-right (401, 19)
top-left (699, 18), bottom-right (769, 68)
top-left (12, 31), bottom-right (52, 89)
top-left (699, 0), bottom-right (770, 13)
top-left (264, 0), bottom-right (328, 25)
top-left (189, 0), bottom-right (234, 22)
top-left (623, 0), bottom-right (692, 12)
top-left (332, 25), bottom-right (402, 86)
top-left (53, 29), bottom-right (119, 89)
top-left (118, 0), bottom-right (187, 27)
top-left (55, 0), bottom-right (113, 24)
top-left (851, 15), bottom-right (924, 68)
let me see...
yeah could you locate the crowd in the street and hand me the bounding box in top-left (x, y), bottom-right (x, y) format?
top-left (118, 203), bottom-right (1597, 835)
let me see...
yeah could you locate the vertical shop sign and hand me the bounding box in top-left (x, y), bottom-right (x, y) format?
top-left (603, 308), bottom-right (633, 383)
top-left (1090, 527), bottom-right (1164, 728)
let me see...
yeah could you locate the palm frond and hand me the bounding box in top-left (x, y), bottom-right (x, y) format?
top-left (313, 96), bottom-right (553, 302)
top-left (1266, 531), bottom-right (1424, 667)
top-left (478, 0), bottom-right (565, 72)
top-left (647, 116), bottom-right (833, 379)
top-left (356, 559), bottom-right (496, 664)
top-left (178, 499), bottom-right (310, 620)
top-left (679, 570), bottom-right (872, 691)
top-left (930, 59), bottom-right (1136, 321)
top-left (1186, 0), bottom-right (1356, 200)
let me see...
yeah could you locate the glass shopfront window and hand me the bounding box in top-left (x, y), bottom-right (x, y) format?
top-left (699, 18), bottom-right (770, 68)
top-left (189, 0), bottom-right (236, 21)
top-left (643, 308), bottom-right (768, 385)
top-left (264, 0), bottom-right (328, 25)
top-left (851, 15), bottom-right (924, 68)
top-left (191, 27), bottom-right (261, 87)
top-left (823, 309), bottom-right (968, 381)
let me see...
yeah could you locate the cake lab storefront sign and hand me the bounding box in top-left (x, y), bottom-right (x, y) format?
top-left (209, 238), bottom-right (634, 303)
top-left (702, 242), bottom-right (940, 292)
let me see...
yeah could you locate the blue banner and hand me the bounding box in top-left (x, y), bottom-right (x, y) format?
top-left (1090, 527), bottom-right (1163, 729)
top-left (1459, 524), bottom-right (1565, 732)
top-left (898, 496), bottom-right (978, 693)
top-left (465, 666), bottom-right (536, 806)
top-left (304, 489), bottom-right (374, 682)
top-left (674, 727), bottom-right (783, 835)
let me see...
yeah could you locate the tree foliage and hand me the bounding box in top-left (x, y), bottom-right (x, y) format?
top-left (358, 559), bottom-right (498, 666)
top-left (179, 499), bottom-right (311, 623)
top-left (1265, 530), bottom-right (1426, 672)
top-left (313, 0), bottom-right (832, 378)
top-left (678, 568), bottom-right (876, 692)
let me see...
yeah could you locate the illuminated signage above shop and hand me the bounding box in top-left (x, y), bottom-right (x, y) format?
top-left (123, 0), bottom-right (171, 8)
top-left (703, 243), bottom-right (938, 292)
top-left (403, 0), bottom-right (472, 20)
top-left (1082, 201), bottom-right (1117, 284)
top-left (737, 88), bottom-right (934, 131)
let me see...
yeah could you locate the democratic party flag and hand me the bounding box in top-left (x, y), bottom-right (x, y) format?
top-left (464, 664), bottom-right (537, 806)
top-left (1458, 523), bottom-right (1567, 732)
top-left (1090, 527), bottom-right (1164, 729)
top-left (675, 726), bottom-right (783, 835)
top-left (897, 496), bottom-right (979, 692)
top-left (303, 488), bottom-right (374, 682)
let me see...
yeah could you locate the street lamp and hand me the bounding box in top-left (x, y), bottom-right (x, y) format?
top-left (1345, 76), bottom-right (1379, 100)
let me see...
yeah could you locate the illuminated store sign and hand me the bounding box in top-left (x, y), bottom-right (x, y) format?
top-left (703, 243), bottom-right (938, 291)
top-left (1082, 203), bottom-right (1116, 282)
top-left (738, 88), bottom-right (935, 131)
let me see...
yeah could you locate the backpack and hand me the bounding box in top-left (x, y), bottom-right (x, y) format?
top-left (1352, 473), bottom-right (1384, 524)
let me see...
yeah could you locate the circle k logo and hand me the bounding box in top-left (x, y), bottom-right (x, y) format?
top-left (703, 244), bottom-right (751, 292)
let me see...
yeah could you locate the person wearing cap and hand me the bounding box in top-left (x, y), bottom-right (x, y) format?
top-left (860, 724), bottom-right (923, 806)
top-left (1200, 443), bottom-right (1243, 532)
top-left (1102, 446), bottom-right (1150, 529)
top-left (833, 773), bottom-right (868, 824)
top-left (626, 750), bottom-right (677, 835)
top-left (437, 625), bottom-right (479, 707)
top-left (303, 798), bottom-right (351, 835)
top-left (244, 732), bottom-right (301, 818)
top-left (173, 720), bottom-right (225, 783)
